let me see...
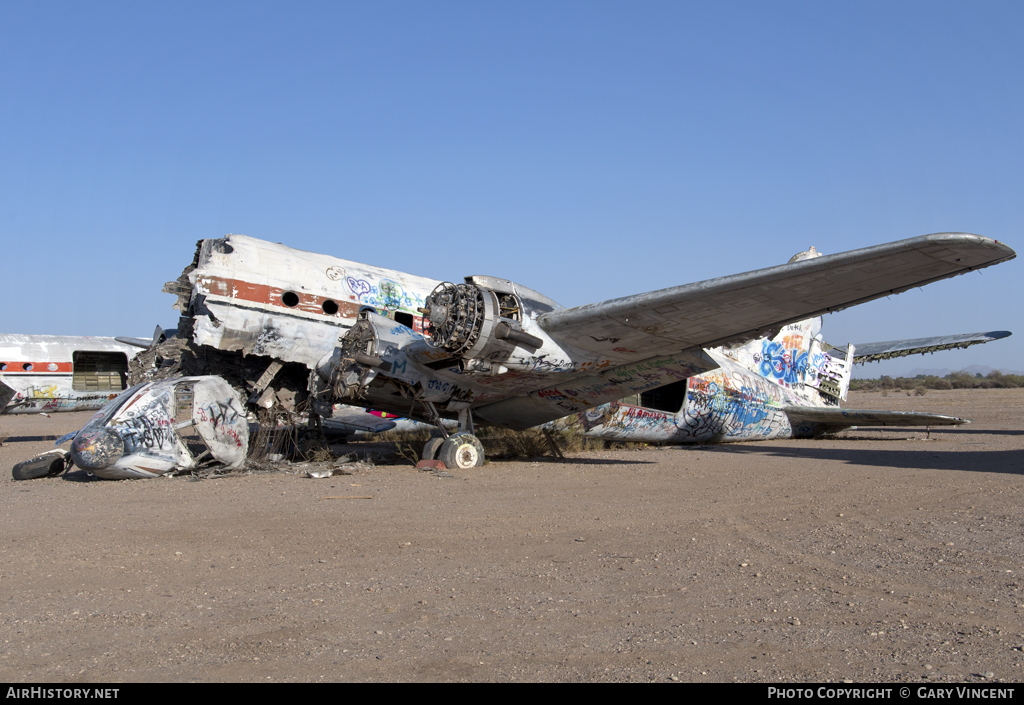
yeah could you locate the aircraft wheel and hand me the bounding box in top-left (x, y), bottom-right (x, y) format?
top-left (421, 434), bottom-right (446, 462)
top-left (12, 452), bottom-right (69, 481)
top-left (437, 433), bottom-right (484, 470)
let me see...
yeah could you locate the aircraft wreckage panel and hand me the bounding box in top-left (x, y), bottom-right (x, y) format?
top-left (191, 376), bottom-right (249, 468)
top-left (69, 377), bottom-right (249, 480)
top-left (191, 304), bottom-right (345, 369)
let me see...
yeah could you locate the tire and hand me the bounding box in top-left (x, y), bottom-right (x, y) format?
top-left (12, 453), bottom-right (68, 481)
top-left (437, 433), bottom-right (485, 470)
top-left (452, 432), bottom-right (485, 467)
top-left (421, 435), bottom-right (446, 462)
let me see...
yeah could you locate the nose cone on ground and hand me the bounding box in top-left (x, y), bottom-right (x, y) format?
top-left (70, 428), bottom-right (124, 470)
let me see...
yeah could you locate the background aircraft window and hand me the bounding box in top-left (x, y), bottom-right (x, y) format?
top-left (394, 311), bottom-right (414, 328)
top-left (72, 351), bottom-right (128, 392)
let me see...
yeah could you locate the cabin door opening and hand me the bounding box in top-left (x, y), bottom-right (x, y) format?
top-left (71, 351), bottom-right (129, 392)
top-left (639, 379), bottom-right (689, 413)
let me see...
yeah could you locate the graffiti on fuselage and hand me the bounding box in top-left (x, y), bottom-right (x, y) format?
top-left (757, 339), bottom-right (810, 385)
top-left (345, 276), bottom-right (425, 313)
top-left (673, 364), bottom-right (791, 441)
top-left (3, 375), bottom-right (122, 415)
top-left (557, 355), bottom-right (798, 443)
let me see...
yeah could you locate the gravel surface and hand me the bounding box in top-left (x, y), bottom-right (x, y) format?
top-left (1, 389), bottom-right (1022, 683)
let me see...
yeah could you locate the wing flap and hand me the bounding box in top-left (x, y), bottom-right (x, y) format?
top-left (538, 233), bottom-right (1014, 360)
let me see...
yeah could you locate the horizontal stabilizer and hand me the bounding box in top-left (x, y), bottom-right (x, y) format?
top-left (322, 407), bottom-right (398, 434)
top-left (840, 331), bottom-right (1011, 364)
top-left (784, 405), bottom-right (967, 436)
top-left (539, 233), bottom-right (1015, 361)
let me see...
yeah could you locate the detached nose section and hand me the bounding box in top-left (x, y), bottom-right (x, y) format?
top-left (70, 428), bottom-right (124, 470)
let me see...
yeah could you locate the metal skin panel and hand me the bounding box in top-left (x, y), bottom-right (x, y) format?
top-left (537, 233), bottom-right (1015, 361)
top-left (849, 331), bottom-right (1012, 363)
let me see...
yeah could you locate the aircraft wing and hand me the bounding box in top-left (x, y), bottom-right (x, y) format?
top-left (538, 233), bottom-right (1015, 361)
top-left (784, 405), bottom-right (967, 437)
top-left (842, 331), bottom-right (1012, 364)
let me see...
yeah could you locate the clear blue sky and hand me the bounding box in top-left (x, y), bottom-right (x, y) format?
top-left (2, 1), bottom-right (1021, 378)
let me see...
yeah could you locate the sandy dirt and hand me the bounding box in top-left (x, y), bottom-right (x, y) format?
top-left (1, 388), bottom-right (1023, 683)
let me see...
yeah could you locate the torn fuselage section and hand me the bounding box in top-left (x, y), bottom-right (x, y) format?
top-left (152, 234), bottom-right (447, 421)
top-left (69, 376), bottom-right (249, 479)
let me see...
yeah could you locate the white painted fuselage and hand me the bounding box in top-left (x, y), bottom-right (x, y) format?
top-left (0, 335), bottom-right (143, 414)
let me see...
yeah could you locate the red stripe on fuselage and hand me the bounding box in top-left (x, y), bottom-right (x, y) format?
top-left (194, 275), bottom-right (363, 319)
top-left (0, 362), bottom-right (73, 373)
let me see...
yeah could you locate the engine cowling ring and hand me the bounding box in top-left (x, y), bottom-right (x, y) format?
top-left (423, 282), bottom-right (501, 358)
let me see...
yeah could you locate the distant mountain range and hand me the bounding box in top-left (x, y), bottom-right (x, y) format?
top-left (904, 365), bottom-right (1024, 377)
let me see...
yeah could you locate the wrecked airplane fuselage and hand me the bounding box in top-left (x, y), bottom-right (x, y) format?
top-left (68, 376), bottom-right (249, 480)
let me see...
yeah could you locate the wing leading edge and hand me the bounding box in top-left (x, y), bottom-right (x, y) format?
top-left (538, 233), bottom-right (1015, 361)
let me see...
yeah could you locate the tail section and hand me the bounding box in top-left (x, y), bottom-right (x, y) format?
top-left (746, 318), bottom-right (854, 403)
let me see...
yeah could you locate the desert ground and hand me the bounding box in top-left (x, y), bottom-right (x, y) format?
top-left (1, 388), bottom-right (1023, 683)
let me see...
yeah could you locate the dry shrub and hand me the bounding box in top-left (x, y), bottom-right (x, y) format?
top-left (478, 427), bottom-right (551, 458)
top-left (351, 424), bottom-right (644, 462)
top-left (245, 408), bottom-right (300, 471)
top-left (306, 445), bottom-right (336, 463)
top-left (477, 427), bottom-right (632, 458)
